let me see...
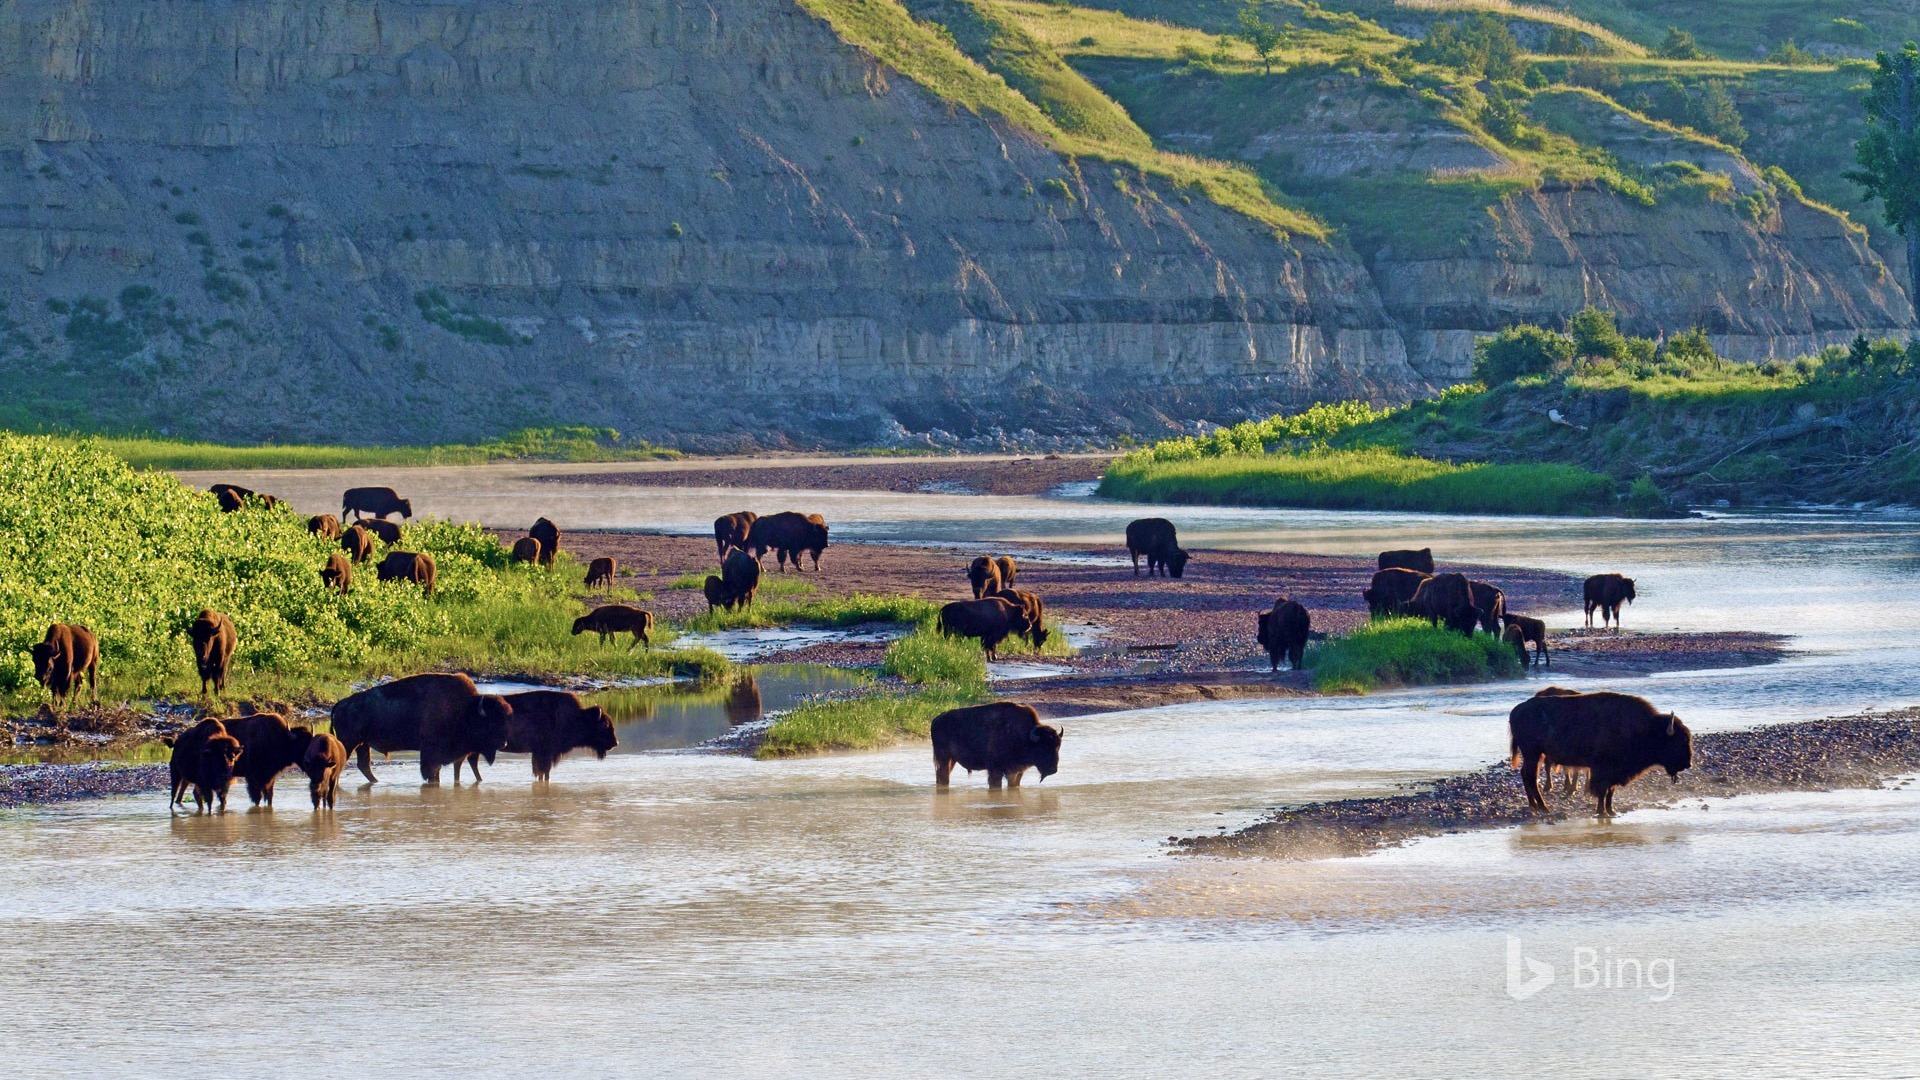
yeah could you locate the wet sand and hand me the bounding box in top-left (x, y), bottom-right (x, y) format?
top-left (1181, 708), bottom-right (1920, 860)
top-left (548, 454), bottom-right (1112, 497)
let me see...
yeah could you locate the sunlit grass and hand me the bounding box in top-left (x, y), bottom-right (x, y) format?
top-left (85, 426), bottom-right (680, 472)
top-left (678, 592), bottom-right (940, 633)
top-left (756, 685), bottom-right (984, 758)
top-left (1308, 617), bottom-right (1522, 694)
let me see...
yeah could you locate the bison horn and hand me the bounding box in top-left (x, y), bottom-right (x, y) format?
top-left (1665, 714), bottom-right (1677, 736)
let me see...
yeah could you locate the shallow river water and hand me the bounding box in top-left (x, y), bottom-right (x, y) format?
top-left (4, 464), bottom-right (1918, 1076)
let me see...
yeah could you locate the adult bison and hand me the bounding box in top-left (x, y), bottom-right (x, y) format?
top-left (938, 597), bottom-right (1035, 661)
top-left (1377, 548), bottom-right (1434, 574)
top-left (967, 556), bottom-right (1004, 599)
top-left (479, 690), bottom-right (619, 782)
top-left (31, 623), bottom-right (99, 708)
top-left (930, 702), bottom-right (1063, 788)
top-left (1256, 598), bottom-right (1311, 672)
top-left (307, 514), bottom-right (342, 540)
top-left (165, 717), bottom-right (245, 813)
top-left (529, 518), bottom-right (561, 567)
top-left (209, 482), bottom-right (253, 510)
top-left (1584, 573), bottom-right (1636, 629)
top-left (321, 552), bottom-right (353, 595)
top-left (302, 732), bottom-right (346, 810)
top-left (722, 547), bottom-right (761, 608)
top-left (1508, 688), bottom-right (1692, 816)
top-left (1410, 572), bottom-right (1477, 636)
top-left (988, 588), bottom-right (1049, 649)
top-left (1125, 518), bottom-right (1189, 578)
top-left (225, 708), bottom-right (315, 807)
top-left (714, 512), bottom-right (758, 558)
top-left (330, 672), bottom-right (513, 785)
top-left (1501, 612), bottom-right (1549, 666)
top-left (1362, 568), bottom-right (1428, 618)
top-left (749, 511), bottom-right (829, 572)
top-left (573, 605), bottom-right (654, 648)
top-left (584, 557), bottom-right (617, 590)
top-left (1468, 580), bottom-right (1505, 635)
top-left (510, 537), bottom-right (542, 565)
top-left (994, 556), bottom-right (1017, 587)
top-left (187, 609), bottom-right (237, 698)
top-left (340, 524), bottom-right (374, 563)
top-left (376, 551), bottom-right (437, 596)
top-left (359, 518), bottom-right (403, 545)
top-left (342, 486), bottom-right (413, 520)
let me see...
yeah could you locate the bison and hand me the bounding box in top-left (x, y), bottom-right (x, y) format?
top-left (994, 556), bottom-right (1017, 588)
top-left (1363, 568), bottom-right (1428, 618)
top-left (529, 517), bottom-right (561, 567)
top-left (1584, 573), bottom-right (1636, 629)
top-left (31, 623), bottom-right (99, 708)
top-left (722, 547), bottom-right (761, 608)
top-left (321, 552), bottom-right (353, 595)
top-left (967, 556), bottom-right (1004, 599)
top-left (165, 717), bottom-right (232, 811)
top-left (988, 588), bottom-right (1050, 649)
top-left (702, 575), bottom-right (732, 614)
top-left (359, 517), bottom-right (402, 545)
top-left (1256, 598), bottom-right (1311, 672)
top-left (749, 511), bottom-right (829, 572)
top-left (302, 732), bottom-right (346, 810)
top-left (1125, 518), bottom-right (1189, 578)
top-left (375, 551), bottom-right (436, 596)
top-left (307, 514), bottom-right (342, 540)
top-left (340, 524), bottom-right (374, 563)
top-left (181, 725), bottom-right (244, 812)
top-left (481, 690), bottom-right (619, 782)
top-left (1410, 572), bottom-right (1477, 635)
top-left (329, 672), bottom-right (514, 785)
top-left (714, 511), bottom-right (758, 558)
top-left (187, 609), bottom-right (237, 698)
top-left (1468, 580), bottom-right (1505, 635)
top-left (1508, 688), bottom-right (1692, 817)
top-left (930, 702), bottom-right (1063, 788)
top-left (938, 597), bottom-right (1035, 661)
top-left (1501, 612), bottom-right (1549, 666)
top-left (342, 486), bottom-right (413, 520)
top-left (1502, 624), bottom-right (1529, 665)
top-left (584, 557), bottom-right (617, 590)
top-left (510, 537), bottom-right (543, 565)
top-left (573, 605), bottom-right (653, 648)
top-left (1377, 548), bottom-right (1435, 574)
top-left (209, 482), bottom-right (253, 511)
top-left (225, 707), bottom-right (315, 807)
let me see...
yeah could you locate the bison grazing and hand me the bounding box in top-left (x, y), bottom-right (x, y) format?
top-left (1363, 568), bottom-right (1428, 618)
top-left (187, 609), bottom-right (237, 697)
top-left (1508, 688), bottom-right (1692, 816)
top-left (486, 690), bottom-right (619, 782)
top-left (1377, 547), bottom-right (1435, 574)
top-left (342, 486), bottom-right (413, 520)
top-left (584, 557), bottom-right (617, 590)
top-left (376, 551), bottom-right (437, 596)
top-left (359, 517), bottom-right (402, 545)
top-left (225, 708), bottom-right (315, 807)
top-left (1468, 580), bottom-right (1505, 635)
top-left (330, 672), bottom-right (514, 785)
top-left (529, 517), bottom-right (561, 567)
top-left (714, 511), bottom-right (758, 558)
top-left (302, 732), bottom-right (346, 809)
top-left (210, 483), bottom-right (257, 513)
top-left (702, 575), bottom-right (731, 614)
top-left (1410, 572), bottom-right (1477, 635)
top-left (340, 524), bottom-right (374, 563)
top-left (1584, 573), bottom-right (1636, 629)
top-left (749, 511), bottom-right (830, 573)
top-left (321, 552), bottom-right (353, 595)
top-left (967, 556), bottom-right (1004, 599)
top-left (31, 623), bottom-right (99, 708)
top-left (1125, 518), bottom-right (1189, 578)
top-left (938, 597), bottom-right (1035, 661)
top-left (1501, 612), bottom-right (1549, 666)
top-left (1502, 624), bottom-right (1530, 665)
top-left (573, 605), bottom-right (654, 648)
top-left (1257, 598), bottom-right (1311, 672)
top-left (722, 547), bottom-right (761, 608)
top-left (988, 588), bottom-right (1049, 649)
top-left (307, 514), bottom-right (342, 540)
top-left (930, 702), bottom-right (1063, 788)
top-left (510, 537), bottom-right (543, 565)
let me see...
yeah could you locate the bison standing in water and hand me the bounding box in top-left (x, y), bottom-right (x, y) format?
top-left (714, 511), bottom-right (758, 558)
top-left (302, 732), bottom-right (346, 809)
top-left (529, 518), bottom-right (561, 567)
top-left (1363, 568), bottom-right (1428, 618)
top-left (165, 717), bottom-right (246, 813)
top-left (225, 708), bottom-right (315, 807)
top-left (1508, 688), bottom-right (1692, 816)
top-left (938, 597), bottom-right (1036, 661)
top-left (376, 551), bottom-right (437, 596)
top-left (931, 702), bottom-right (1063, 788)
top-left (750, 511), bottom-right (829, 572)
top-left (1584, 573), bottom-right (1636, 629)
top-left (330, 672), bottom-right (514, 785)
top-left (31, 622), bottom-right (99, 708)
top-left (1377, 547), bottom-right (1434, 574)
top-left (1124, 518), bottom-right (1189, 578)
top-left (187, 609), bottom-right (238, 698)
top-left (471, 690), bottom-right (619, 782)
top-left (1257, 598), bottom-right (1311, 672)
top-left (342, 486), bottom-right (413, 520)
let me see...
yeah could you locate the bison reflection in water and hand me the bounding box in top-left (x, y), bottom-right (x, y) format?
top-left (931, 702), bottom-right (1063, 789)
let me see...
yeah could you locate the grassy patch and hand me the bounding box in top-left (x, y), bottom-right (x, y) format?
top-left (756, 685), bottom-right (984, 758)
top-left (1307, 617), bottom-right (1523, 694)
top-left (882, 623), bottom-right (991, 685)
top-left (679, 592), bottom-right (941, 633)
top-left (82, 426), bottom-right (679, 471)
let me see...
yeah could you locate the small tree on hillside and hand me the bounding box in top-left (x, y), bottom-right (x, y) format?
top-left (1696, 81), bottom-right (1747, 146)
top-left (1472, 324), bottom-right (1574, 384)
top-left (1848, 42), bottom-right (1920, 322)
top-left (1234, 3), bottom-right (1290, 76)
top-left (1659, 27), bottom-right (1706, 61)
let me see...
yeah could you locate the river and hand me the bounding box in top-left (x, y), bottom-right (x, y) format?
top-left (1, 463), bottom-right (1916, 1076)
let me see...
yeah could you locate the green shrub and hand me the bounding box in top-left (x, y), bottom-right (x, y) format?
top-left (1307, 617), bottom-right (1522, 694)
top-left (1473, 325), bottom-right (1574, 384)
top-left (882, 624), bottom-right (988, 686)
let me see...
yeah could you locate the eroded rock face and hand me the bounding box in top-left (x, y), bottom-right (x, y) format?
top-left (0, 0), bottom-right (1418, 444)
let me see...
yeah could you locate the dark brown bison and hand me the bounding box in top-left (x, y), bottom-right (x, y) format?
top-left (988, 588), bottom-right (1050, 649)
top-left (483, 690), bottom-right (619, 782)
top-left (209, 482), bottom-right (253, 512)
top-left (225, 707), bottom-right (315, 807)
top-left (702, 575), bottom-right (732, 613)
top-left (1584, 573), bottom-right (1636, 629)
top-left (994, 556), bottom-right (1017, 587)
top-left (31, 622), bottom-right (99, 708)
top-left (967, 556), bottom-right (1004, 599)
top-left (938, 597), bottom-right (1035, 661)
top-left (359, 517), bottom-right (402, 545)
top-left (1125, 518), bottom-right (1189, 578)
top-left (1410, 572), bottom-right (1477, 635)
top-left (1256, 598), bottom-right (1311, 672)
top-left (187, 609), bottom-right (237, 697)
top-left (714, 511), bottom-right (758, 558)
top-left (307, 514), bottom-right (341, 540)
top-left (584, 557), bottom-right (616, 590)
top-left (1377, 548), bottom-right (1435, 574)
top-left (529, 518), bottom-right (561, 567)
top-left (330, 672), bottom-right (514, 784)
top-left (1501, 612), bottom-right (1549, 666)
top-left (1502, 624), bottom-right (1529, 665)
top-left (572, 605), bottom-right (653, 648)
top-left (321, 552), bottom-right (353, 595)
top-left (931, 702), bottom-right (1063, 788)
top-left (342, 486), bottom-right (413, 520)
top-left (722, 547), bottom-right (761, 608)
top-left (376, 551), bottom-right (436, 596)
top-left (165, 717), bottom-right (230, 811)
top-left (749, 511), bottom-right (829, 572)
top-left (302, 732), bottom-right (345, 809)
top-left (510, 537), bottom-right (542, 565)
top-left (341, 524), bottom-right (374, 563)
top-left (1363, 568), bottom-right (1428, 618)
top-left (1468, 580), bottom-right (1505, 635)
top-left (1509, 688), bottom-right (1692, 816)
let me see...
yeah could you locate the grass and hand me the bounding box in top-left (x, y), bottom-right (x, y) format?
top-left (87, 426), bottom-right (680, 472)
top-left (1307, 617), bottom-right (1523, 693)
top-left (757, 685), bottom-right (984, 757)
top-left (679, 593), bottom-right (943, 633)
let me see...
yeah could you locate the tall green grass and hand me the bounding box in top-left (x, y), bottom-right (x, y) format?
top-left (1307, 618), bottom-right (1522, 694)
top-left (680, 593), bottom-right (942, 633)
top-left (86, 426), bottom-right (680, 472)
top-left (757, 686), bottom-right (984, 758)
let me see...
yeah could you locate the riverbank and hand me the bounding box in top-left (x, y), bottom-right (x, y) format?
top-left (547, 453), bottom-right (1112, 497)
top-left (1181, 708), bottom-right (1920, 861)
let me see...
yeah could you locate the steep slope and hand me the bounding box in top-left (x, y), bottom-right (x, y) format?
top-left (0, 0), bottom-right (1415, 446)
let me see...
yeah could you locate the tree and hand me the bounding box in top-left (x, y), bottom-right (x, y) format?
top-left (1659, 28), bottom-right (1706, 61)
top-left (1696, 81), bottom-right (1747, 146)
top-left (1848, 42), bottom-right (1920, 322)
top-left (1235, 3), bottom-right (1288, 76)
top-left (1569, 307), bottom-right (1631, 360)
top-left (1472, 324), bottom-right (1574, 384)
top-left (1412, 13), bottom-right (1524, 82)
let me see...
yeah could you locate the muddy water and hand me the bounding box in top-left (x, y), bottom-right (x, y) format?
top-left (3, 466), bottom-right (1914, 1075)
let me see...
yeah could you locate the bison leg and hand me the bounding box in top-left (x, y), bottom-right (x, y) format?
top-left (354, 744), bottom-right (378, 784)
top-left (935, 756), bottom-right (953, 787)
top-left (1520, 751), bottom-right (1548, 811)
top-left (1006, 768), bottom-right (1026, 789)
top-left (987, 770), bottom-right (1003, 790)
top-left (1129, 549), bottom-right (1140, 576)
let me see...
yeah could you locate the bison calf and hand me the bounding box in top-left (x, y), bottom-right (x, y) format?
top-left (584, 557), bottom-right (617, 589)
top-left (187, 609), bottom-right (238, 698)
top-left (302, 732), bottom-right (346, 809)
top-left (510, 537), bottom-right (543, 565)
top-left (341, 524), bottom-right (374, 563)
top-left (321, 552), bottom-right (353, 595)
top-left (931, 702), bottom-right (1063, 788)
top-left (1257, 598), bottom-right (1310, 672)
top-left (308, 514), bottom-right (342, 540)
top-left (1501, 612), bottom-right (1549, 666)
top-left (573, 605), bottom-right (653, 648)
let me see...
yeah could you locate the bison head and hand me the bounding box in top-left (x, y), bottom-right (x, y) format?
top-left (1165, 548), bottom-right (1190, 578)
top-left (398, 498), bottom-right (414, 519)
top-left (578, 706), bottom-right (619, 759)
top-left (1660, 714), bottom-right (1693, 779)
top-left (29, 641), bottom-right (54, 684)
top-left (1256, 611), bottom-right (1272, 649)
top-left (201, 735), bottom-right (244, 781)
top-left (570, 616), bottom-right (591, 636)
top-left (1623, 578), bottom-right (1638, 603)
top-left (470, 696), bottom-right (514, 764)
top-left (1029, 723), bottom-right (1064, 780)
